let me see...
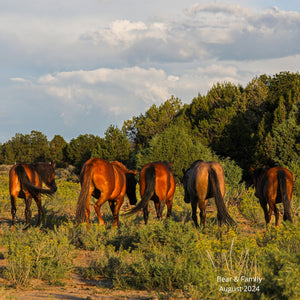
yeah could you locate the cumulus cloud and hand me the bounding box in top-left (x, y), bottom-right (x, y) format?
top-left (183, 3), bottom-right (300, 60)
top-left (16, 66), bottom-right (179, 130)
top-left (81, 20), bottom-right (167, 47)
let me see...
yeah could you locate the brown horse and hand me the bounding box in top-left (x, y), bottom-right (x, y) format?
top-left (9, 162), bottom-right (57, 229)
top-left (251, 166), bottom-right (293, 226)
top-left (125, 161), bottom-right (176, 224)
top-left (182, 160), bottom-right (235, 227)
top-left (75, 158), bottom-right (137, 228)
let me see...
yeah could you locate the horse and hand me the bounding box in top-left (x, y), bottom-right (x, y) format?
top-left (75, 158), bottom-right (137, 228)
top-left (250, 166), bottom-right (293, 226)
top-left (182, 160), bottom-right (235, 228)
top-left (9, 162), bottom-right (57, 229)
top-left (125, 161), bottom-right (176, 224)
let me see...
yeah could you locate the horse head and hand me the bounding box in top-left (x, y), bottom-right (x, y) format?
top-left (182, 167), bottom-right (191, 203)
top-left (125, 170), bottom-right (138, 205)
top-left (35, 162), bottom-right (58, 193)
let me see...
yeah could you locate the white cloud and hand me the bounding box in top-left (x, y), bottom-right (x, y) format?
top-left (81, 19), bottom-right (167, 48)
top-left (22, 67), bottom-right (176, 129)
top-left (10, 77), bottom-right (31, 83)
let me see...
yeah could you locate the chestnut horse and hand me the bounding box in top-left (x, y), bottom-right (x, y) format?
top-left (182, 160), bottom-right (235, 227)
top-left (125, 161), bottom-right (176, 224)
top-left (251, 166), bottom-right (293, 226)
top-left (75, 158), bottom-right (137, 228)
top-left (9, 162), bottom-right (57, 229)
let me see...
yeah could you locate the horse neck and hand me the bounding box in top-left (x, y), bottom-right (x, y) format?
top-left (33, 163), bottom-right (48, 183)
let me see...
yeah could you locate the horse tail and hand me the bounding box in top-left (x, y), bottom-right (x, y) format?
top-left (76, 164), bottom-right (93, 224)
top-left (14, 165), bottom-right (54, 198)
top-left (209, 168), bottom-right (235, 227)
top-left (125, 165), bottom-right (156, 216)
top-left (277, 170), bottom-right (293, 222)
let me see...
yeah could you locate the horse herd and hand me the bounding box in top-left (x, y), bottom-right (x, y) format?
top-left (8, 158), bottom-right (294, 230)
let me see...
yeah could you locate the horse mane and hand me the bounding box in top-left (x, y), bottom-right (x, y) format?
top-left (253, 166), bottom-right (269, 179)
top-left (32, 162), bottom-right (54, 182)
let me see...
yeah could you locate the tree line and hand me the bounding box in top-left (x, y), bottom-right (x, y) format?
top-left (0, 71), bottom-right (299, 187)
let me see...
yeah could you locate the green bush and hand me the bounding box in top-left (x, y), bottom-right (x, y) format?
top-left (83, 219), bottom-right (263, 299)
top-left (2, 226), bottom-right (75, 287)
top-left (257, 223), bottom-right (300, 299)
top-left (238, 187), bottom-right (264, 225)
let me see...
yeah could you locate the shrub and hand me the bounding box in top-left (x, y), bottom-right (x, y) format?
top-left (3, 226), bottom-right (74, 287)
top-left (238, 187), bottom-right (264, 225)
top-left (257, 223), bottom-right (300, 299)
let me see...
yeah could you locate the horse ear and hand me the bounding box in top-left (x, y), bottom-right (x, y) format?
top-left (182, 168), bottom-right (186, 174)
top-left (170, 162), bottom-right (174, 167)
top-left (250, 167), bottom-right (254, 172)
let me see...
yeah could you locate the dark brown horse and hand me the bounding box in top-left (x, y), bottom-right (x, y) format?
top-left (182, 160), bottom-right (235, 227)
top-left (125, 161), bottom-right (176, 224)
top-left (75, 158), bottom-right (137, 228)
top-left (9, 162), bottom-right (57, 229)
top-left (251, 166), bottom-right (293, 226)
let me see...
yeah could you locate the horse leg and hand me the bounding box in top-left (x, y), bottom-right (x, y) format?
top-left (155, 199), bottom-right (166, 220)
top-left (143, 205), bottom-right (149, 224)
top-left (10, 195), bottom-right (17, 230)
top-left (34, 194), bottom-right (43, 226)
top-left (191, 198), bottom-right (199, 228)
top-left (94, 194), bottom-right (108, 226)
top-left (154, 202), bottom-right (160, 219)
top-left (24, 196), bottom-right (32, 229)
top-left (268, 201), bottom-right (277, 226)
top-left (166, 197), bottom-right (173, 218)
top-left (259, 198), bottom-right (270, 226)
top-left (109, 197), bottom-right (124, 227)
top-left (199, 201), bottom-right (207, 227)
top-left (274, 204), bottom-right (280, 226)
top-left (85, 206), bottom-right (90, 229)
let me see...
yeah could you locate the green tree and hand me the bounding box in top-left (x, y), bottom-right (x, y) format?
top-left (2, 140), bottom-right (15, 164)
top-left (123, 96), bottom-right (182, 149)
top-left (272, 96), bottom-right (287, 131)
top-left (28, 130), bottom-right (50, 162)
top-left (136, 125), bottom-right (213, 180)
top-left (66, 134), bottom-right (102, 172)
top-left (3, 131), bottom-right (50, 163)
top-left (272, 105), bottom-right (300, 166)
top-left (101, 125), bottom-right (132, 163)
top-left (49, 135), bottom-right (68, 167)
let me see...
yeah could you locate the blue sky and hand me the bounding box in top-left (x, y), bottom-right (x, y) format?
top-left (1, 0), bottom-right (300, 142)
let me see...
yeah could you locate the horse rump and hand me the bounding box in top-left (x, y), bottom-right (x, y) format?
top-left (14, 164), bottom-right (54, 198)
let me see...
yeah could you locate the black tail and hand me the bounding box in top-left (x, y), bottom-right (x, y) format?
top-left (278, 170), bottom-right (293, 222)
top-left (125, 165), bottom-right (156, 216)
top-left (76, 164), bottom-right (93, 224)
top-left (209, 168), bottom-right (236, 227)
top-left (15, 165), bottom-right (54, 198)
